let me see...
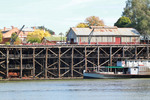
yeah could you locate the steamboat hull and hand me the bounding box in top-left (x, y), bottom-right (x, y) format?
top-left (83, 72), bottom-right (150, 79)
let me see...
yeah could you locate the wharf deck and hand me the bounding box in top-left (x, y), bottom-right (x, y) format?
top-left (0, 44), bottom-right (149, 80)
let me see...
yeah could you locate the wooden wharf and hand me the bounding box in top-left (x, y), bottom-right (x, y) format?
top-left (0, 44), bottom-right (149, 79)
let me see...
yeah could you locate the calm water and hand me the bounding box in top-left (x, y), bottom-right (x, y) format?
top-left (0, 79), bottom-right (150, 100)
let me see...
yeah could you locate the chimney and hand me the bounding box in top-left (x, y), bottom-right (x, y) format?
top-left (11, 26), bottom-right (14, 29)
top-left (33, 27), bottom-right (35, 30)
top-left (4, 27), bottom-right (6, 31)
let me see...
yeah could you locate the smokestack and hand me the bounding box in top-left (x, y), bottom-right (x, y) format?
top-left (4, 27), bottom-right (6, 31)
top-left (11, 26), bottom-right (14, 29)
top-left (33, 27), bottom-right (35, 30)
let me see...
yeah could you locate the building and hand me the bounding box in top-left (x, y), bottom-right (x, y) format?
top-left (66, 26), bottom-right (140, 44)
top-left (1, 26), bottom-right (34, 44)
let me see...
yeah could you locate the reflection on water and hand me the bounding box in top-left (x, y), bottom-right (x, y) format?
top-left (0, 79), bottom-right (150, 100)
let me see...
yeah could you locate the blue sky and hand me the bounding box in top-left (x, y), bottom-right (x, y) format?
top-left (0, 0), bottom-right (127, 34)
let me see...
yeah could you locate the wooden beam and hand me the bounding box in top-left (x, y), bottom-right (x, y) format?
top-left (35, 49), bottom-right (44, 57)
top-left (60, 48), bottom-right (71, 57)
top-left (87, 47), bottom-right (97, 57)
top-left (20, 48), bottom-right (22, 78)
top-left (112, 47), bottom-right (122, 56)
top-left (35, 60), bottom-right (44, 68)
top-left (71, 47), bottom-right (74, 77)
top-left (100, 47), bottom-right (109, 56)
top-left (33, 48), bottom-right (35, 78)
top-left (0, 51), bottom-right (5, 57)
top-left (0, 71), bottom-right (5, 75)
top-left (135, 46), bottom-right (137, 60)
top-left (6, 48), bottom-right (9, 78)
top-left (58, 48), bottom-right (61, 78)
top-left (110, 46), bottom-right (112, 66)
top-left (61, 70), bottom-right (70, 77)
top-left (60, 59), bottom-right (69, 66)
top-left (0, 60), bottom-right (5, 65)
top-left (73, 69), bottom-right (83, 76)
top-left (87, 59), bottom-right (97, 66)
top-left (137, 47), bottom-right (145, 56)
top-left (47, 71), bottom-right (57, 77)
top-left (48, 49), bottom-right (58, 56)
top-left (98, 47), bottom-right (100, 66)
top-left (100, 59), bottom-right (109, 66)
top-left (85, 47), bottom-right (87, 72)
top-left (35, 71), bottom-right (43, 77)
top-left (45, 48), bottom-right (48, 78)
top-left (147, 46), bottom-right (149, 59)
top-left (123, 46), bottom-right (125, 58)
top-left (48, 62), bottom-right (58, 68)
top-left (74, 48), bottom-right (84, 56)
top-left (73, 59), bottom-right (85, 67)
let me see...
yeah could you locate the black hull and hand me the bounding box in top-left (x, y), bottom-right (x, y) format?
top-left (83, 72), bottom-right (150, 79)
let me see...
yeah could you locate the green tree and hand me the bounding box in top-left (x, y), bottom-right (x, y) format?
top-left (27, 36), bottom-right (41, 43)
top-left (27, 29), bottom-right (51, 40)
top-left (37, 26), bottom-right (55, 35)
top-left (114, 16), bottom-right (131, 27)
top-left (76, 23), bottom-right (89, 28)
top-left (85, 16), bottom-right (105, 26)
top-left (10, 33), bottom-right (21, 45)
top-left (123, 0), bottom-right (150, 35)
top-left (0, 30), bottom-right (3, 43)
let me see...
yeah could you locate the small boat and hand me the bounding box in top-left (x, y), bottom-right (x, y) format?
top-left (83, 60), bottom-right (150, 79)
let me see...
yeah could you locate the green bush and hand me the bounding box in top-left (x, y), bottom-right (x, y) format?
top-left (5, 42), bottom-right (10, 45)
top-left (27, 37), bottom-right (41, 43)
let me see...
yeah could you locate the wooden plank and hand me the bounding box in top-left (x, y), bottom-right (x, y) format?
top-left (85, 47), bottom-right (87, 72)
top-left (33, 48), bottom-right (35, 78)
top-left (48, 62), bottom-right (58, 68)
top-left (74, 48), bottom-right (84, 56)
top-left (47, 71), bottom-right (57, 76)
top-left (45, 48), bottom-right (48, 78)
top-left (110, 46), bottom-right (112, 66)
top-left (98, 47), bottom-right (100, 66)
top-left (71, 47), bottom-right (74, 77)
top-left (60, 48), bottom-right (71, 57)
top-left (147, 46), bottom-right (149, 59)
top-left (0, 51), bottom-right (5, 57)
top-left (87, 47), bottom-right (97, 57)
top-left (48, 49), bottom-right (58, 56)
top-left (61, 70), bottom-right (70, 77)
top-left (73, 59), bottom-right (85, 67)
top-left (20, 48), bottom-right (22, 78)
top-left (100, 47), bottom-right (109, 56)
top-left (58, 48), bottom-right (61, 78)
top-left (6, 48), bottom-right (9, 78)
top-left (35, 49), bottom-right (44, 57)
top-left (60, 59), bottom-right (69, 66)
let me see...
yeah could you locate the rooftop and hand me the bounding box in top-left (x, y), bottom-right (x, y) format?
top-left (70, 26), bottom-right (140, 36)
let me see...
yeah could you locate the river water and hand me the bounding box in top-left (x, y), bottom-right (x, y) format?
top-left (0, 79), bottom-right (150, 100)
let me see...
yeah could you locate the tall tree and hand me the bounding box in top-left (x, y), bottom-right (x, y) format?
top-left (85, 16), bottom-right (104, 26)
top-left (114, 16), bottom-right (131, 27)
top-left (123, 0), bottom-right (150, 35)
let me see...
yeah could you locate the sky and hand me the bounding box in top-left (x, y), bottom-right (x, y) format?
top-left (0, 0), bottom-right (127, 34)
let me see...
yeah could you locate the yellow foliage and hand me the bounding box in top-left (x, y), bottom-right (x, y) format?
top-left (76, 23), bottom-right (89, 28)
top-left (27, 29), bottom-right (51, 40)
